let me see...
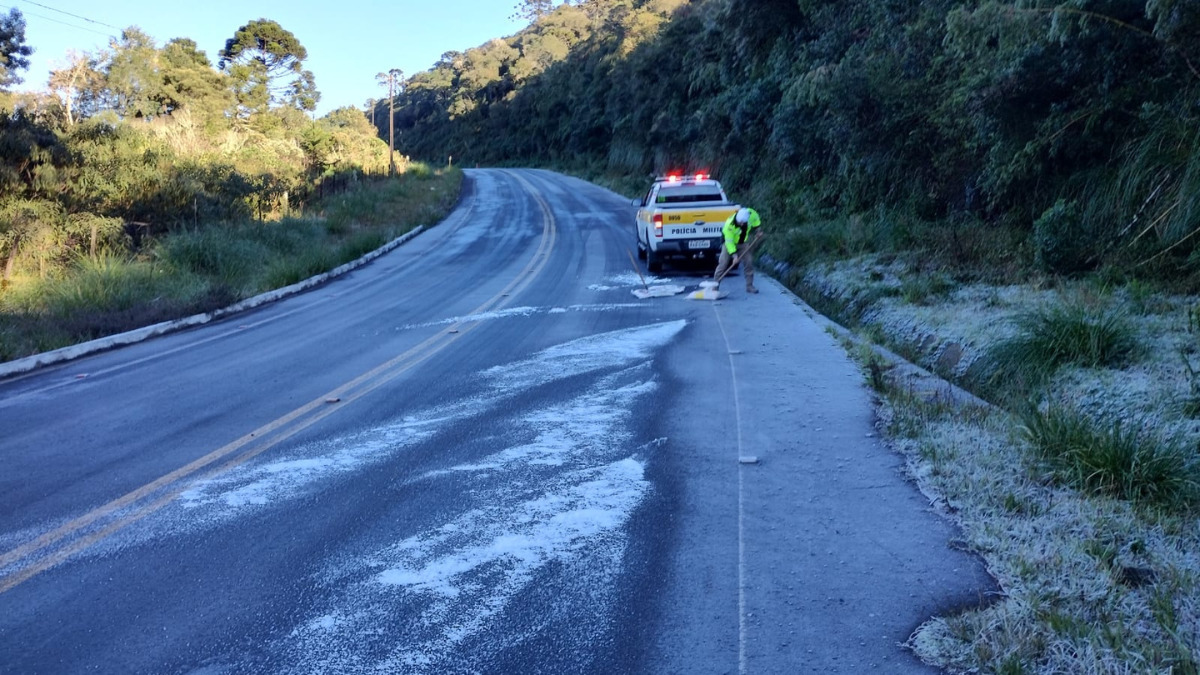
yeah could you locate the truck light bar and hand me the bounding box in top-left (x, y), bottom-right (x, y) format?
top-left (657, 173), bottom-right (711, 183)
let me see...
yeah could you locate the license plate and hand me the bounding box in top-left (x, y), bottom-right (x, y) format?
top-left (688, 240), bottom-right (710, 250)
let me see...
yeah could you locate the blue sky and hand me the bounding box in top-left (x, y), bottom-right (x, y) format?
top-left (8, 0), bottom-right (531, 115)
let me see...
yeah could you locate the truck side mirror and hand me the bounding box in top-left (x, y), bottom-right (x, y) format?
top-left (631, 198), bottom-right (643, 207)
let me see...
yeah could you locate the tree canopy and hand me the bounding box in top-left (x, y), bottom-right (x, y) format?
top-left (2, 15), bottom-right (388, 298)
top-left (376, 0), bottom-right (1200, 283)
top-left (0, 8), bottom-right (32, 89)
top-left (513, 0), bottom-right (558, 23)
top-left (218, 18), bottom-right (320, 115)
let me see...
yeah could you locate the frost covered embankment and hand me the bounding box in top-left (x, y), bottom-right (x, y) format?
top-left (790, 254), bottom-right (1200, 672)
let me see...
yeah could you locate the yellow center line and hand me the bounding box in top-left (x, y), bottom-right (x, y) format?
top-left (0, 170), bottom-right (558, 594)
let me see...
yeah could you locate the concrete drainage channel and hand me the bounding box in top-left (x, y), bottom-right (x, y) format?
top-left (761, 253), bottom-right (993, 413)
top-left (0, 226), bottom-right (427, 380)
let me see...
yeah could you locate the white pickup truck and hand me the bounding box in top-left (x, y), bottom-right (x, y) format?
top-left (632, 174), bottom-right (740, 273)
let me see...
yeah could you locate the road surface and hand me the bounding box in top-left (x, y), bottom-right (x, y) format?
top-left (0, 169), bottom-right (991, 673)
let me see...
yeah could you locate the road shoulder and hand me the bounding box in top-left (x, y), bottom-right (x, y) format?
top-left (654, 277), bottom-right (995, 673)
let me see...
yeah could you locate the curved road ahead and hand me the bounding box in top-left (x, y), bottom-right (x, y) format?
top-left (0, 170), bottom-right (990, 674)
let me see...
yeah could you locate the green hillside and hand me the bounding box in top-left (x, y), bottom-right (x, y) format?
top-left (0, 14), bottom-right (457, 359)
top-left (381, 0), bottom-right (1200, 286)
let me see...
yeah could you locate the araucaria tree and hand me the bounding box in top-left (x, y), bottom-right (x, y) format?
top-left (218, 19), bottom-right (319, 117)
top-left (511, 0), bottom-right (556, 23)
top-left (0, 8), bottom-right (33, 89)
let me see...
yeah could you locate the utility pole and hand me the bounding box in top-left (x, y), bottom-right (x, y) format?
top-left (377, 68), bottom-right (404, 177)
top-left (388, 68), bottom-right (402, 177)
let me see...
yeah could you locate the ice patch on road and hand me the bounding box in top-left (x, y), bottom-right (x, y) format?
top-left (420, 372), bottom-right (656, 479)
top-left (398, 303), bottom-right (644, 329)
top-left (270, 326), bottom-right (676, 673)
top-left (485, 319), bottom-right (684, 392)
top-left (161, 321), bottom-right (680, 524)
top-left (44, 319), bottom-right (684, 551)
top-left (378, 460), bottom-right (646, 597)
top-left (605, 271), bottom-right (672, 287)
top-left (174, 414), bottom-right (443, 516)
top-left (18, 319), bottom-right (683, 672)
top-left (279, 455), bottom-right (649, 674)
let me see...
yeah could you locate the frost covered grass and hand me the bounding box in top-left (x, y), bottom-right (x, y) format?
top-left (1020, 404), bottom-right (1200, 508)
top-left (801, 254), bottom-right (1200, 672)
top-left (975, 306), bottom-right (1138, 404)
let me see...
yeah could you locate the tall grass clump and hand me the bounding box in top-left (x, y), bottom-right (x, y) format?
top-left (320, 164), bottom-right (460, 231)
top-left (1020, 404), bottom-right (1199, 508)
top-left (42, 254), bottom-right (192, 315)
top-left (263, 249), bottom-right (339, 288)
top-left (159, 228), bottom-right (271, 293)
top-left (974, 305), bottom-right (1137, 402)
top-left (337, 231), bottom-right (389, 264)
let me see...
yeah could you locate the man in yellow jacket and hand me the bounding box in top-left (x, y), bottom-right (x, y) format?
top-left (713, 207), bottom-right (762, 294)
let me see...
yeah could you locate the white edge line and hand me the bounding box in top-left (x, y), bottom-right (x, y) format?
top-left (0, 226), bottom-right (427, 380)
top-left (712, 303), bottom-right (748, 675)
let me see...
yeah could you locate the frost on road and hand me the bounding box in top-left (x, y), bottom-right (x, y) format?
top-left (129, 320), bottom-right (684, 671)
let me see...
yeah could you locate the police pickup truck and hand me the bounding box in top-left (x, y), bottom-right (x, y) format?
top-left (633, 174), bottom-right (739, 273)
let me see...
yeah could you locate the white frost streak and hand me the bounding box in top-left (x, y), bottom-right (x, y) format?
top-left (167, 320), bottom-right (682, 523)
top-left (260, 321), bottom-right (682, 673)
top-left (399, 303), bottom-right (644, 329)
top-left (486, 319), bottom-right (685, 391)
top-left (371, 459), bottom-right (648, 662)
top-left (178, 422), bottom-right (434, 513)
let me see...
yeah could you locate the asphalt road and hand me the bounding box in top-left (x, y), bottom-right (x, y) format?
top-left (0, 169), bottom-right (992, 674)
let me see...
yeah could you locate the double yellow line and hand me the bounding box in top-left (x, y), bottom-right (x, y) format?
top-left (0, 170), bottom-right (558, 594)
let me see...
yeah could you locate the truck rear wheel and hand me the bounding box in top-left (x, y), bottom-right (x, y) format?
top-left (646, 247), bottom-right (662, 274)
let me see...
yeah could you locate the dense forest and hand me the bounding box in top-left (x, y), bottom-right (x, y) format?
top-left (0, 13), bottom-right (395, 286)
top-left (380, 0), bottom-right (1200, 286)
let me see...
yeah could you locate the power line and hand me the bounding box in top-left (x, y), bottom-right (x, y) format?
top-left (15, 0), bottom-right (119, 29)
top-left (0, 3), bottom-right (112, 37)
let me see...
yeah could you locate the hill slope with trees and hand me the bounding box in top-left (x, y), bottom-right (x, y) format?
top-left (0, 13), bottom-right (455, 359)
top-left (381, 0), bottom-right (1200, 286)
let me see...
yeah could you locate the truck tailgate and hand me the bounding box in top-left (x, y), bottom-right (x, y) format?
top-left (660, 207), bottom-right (736, 226)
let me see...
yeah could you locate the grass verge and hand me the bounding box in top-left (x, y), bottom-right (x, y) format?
top-left (822, 258), bottom-right (1200, 673)
top-left (0, 165), bottom-right (462, 362)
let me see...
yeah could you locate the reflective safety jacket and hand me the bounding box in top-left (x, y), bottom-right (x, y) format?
top-left (722, 208), bottom-right (762, 255)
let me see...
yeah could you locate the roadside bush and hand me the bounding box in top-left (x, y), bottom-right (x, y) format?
top-left (263, 248), bottom-right (339, 288)
top-left (159, 227), bottom-right (271, 292)
top-left (900, 272), bottom-right (956, 306)
top-left (1, 168), bottom-right (463, 362)
top-left (1034, 199), bottom-right (1093, 275)
top-left (975, 305), bottom-right (1137, 401)
top-left (337, 231), bottom-right (389, 264)
top-left (1020, 405), bottom-right (1199, 508)
top-left (41, 254), bottom-right (189, 315)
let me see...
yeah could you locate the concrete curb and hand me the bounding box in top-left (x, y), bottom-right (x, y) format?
top-left (0, 225), bottom-right (427, 380)
top-left (761, 253), bottom-right (994, 411)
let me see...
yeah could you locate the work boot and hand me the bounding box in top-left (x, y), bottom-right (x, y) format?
top-left (746, 286), bottom-right (759, 294)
